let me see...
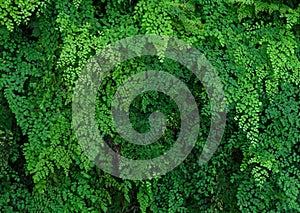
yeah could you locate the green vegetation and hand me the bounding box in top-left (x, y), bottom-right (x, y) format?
top-left (1, 0), bottom-right (299, 212)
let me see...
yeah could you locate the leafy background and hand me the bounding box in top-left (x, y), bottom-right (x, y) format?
top-left (0, 0), bottom-right (299, 212)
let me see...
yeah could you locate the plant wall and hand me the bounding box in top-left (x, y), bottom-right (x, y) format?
top-left (0, 0), bottom-right (299, 212)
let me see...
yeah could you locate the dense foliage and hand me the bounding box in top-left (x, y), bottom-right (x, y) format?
top-left (1, 0), bottom-right (299, 212)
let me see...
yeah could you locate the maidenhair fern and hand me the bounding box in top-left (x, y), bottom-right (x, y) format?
top-left (1, 0), bottom-right (299, 212)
